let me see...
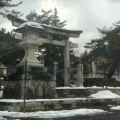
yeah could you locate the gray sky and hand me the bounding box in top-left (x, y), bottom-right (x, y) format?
top-left (1, 0), bottom-right (120, 54)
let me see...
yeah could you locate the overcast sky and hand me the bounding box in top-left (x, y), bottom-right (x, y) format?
top-left (1, 0), bottom-right (120, 54)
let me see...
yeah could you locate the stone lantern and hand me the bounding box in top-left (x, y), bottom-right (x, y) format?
top-left (16, 22), bottom-right (44, 67)
top-left (3, 15), bottom-right (82, 99)
top-left (3, 22), bottom-right (56, 99)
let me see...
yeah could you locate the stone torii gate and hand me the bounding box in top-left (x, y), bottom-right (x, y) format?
top-left (2, 15), bottom-right (83, 99)
top-left (8, 15), bottom-right (83, 86)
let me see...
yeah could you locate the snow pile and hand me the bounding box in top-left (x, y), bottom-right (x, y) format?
top-left (110, 106), bottom-right (120, 110)
top-left (90, 86), bottom-right (102, 89)
top-left (18, 22), bottom-right (44, 29)
top-left (90, 90), bottom-right (120, 98)
top-left (104, 87), bottom-right (120, 89)
top-left (0, 109), bottom-right (106, 119)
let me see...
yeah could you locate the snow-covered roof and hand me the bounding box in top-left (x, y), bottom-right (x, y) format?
top-left (15, 21), bottom-right (45, 33)
top-left (17, 22), bottom-right (44, 29)
top-left (0, 63), bottom-right (7, 69)
top-left (15, 22), bottom-right (82, 38)
top-left (41, 24), bottom-right (82, 34)
top-left (8, 15), bottom-right (82, 38)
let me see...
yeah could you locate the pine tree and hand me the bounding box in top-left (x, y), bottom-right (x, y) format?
top-left (0, 0), bottom-right (22, 17)
top-left (85, 24), bottom-right (120, 78)
top-left (81, 50), bottom-right (88, 58)
top-left (0, 28), bottom-right (24, 66)
top-left (26, 8), bottom-right (69, 71)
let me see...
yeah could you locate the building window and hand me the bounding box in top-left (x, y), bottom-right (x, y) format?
top-left (96, 65), bottom-right (103, 72)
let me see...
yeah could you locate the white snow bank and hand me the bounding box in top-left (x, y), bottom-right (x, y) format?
top-left (18, 22), bottom-right (44, 29)
top-left (0, 109), bottom-right (106, 118)
top-left (0, 98), bottom-right (87, 103)
top-left (56, 86), bottom-right (87, 89)
top-left (90, 90), bottom-right (120, 98)
top-left (56, 86), bottom-right (120, 89)
top-left (110, 106), bottom-right (120, 110)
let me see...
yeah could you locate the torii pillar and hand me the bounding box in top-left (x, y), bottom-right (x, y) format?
top-left (77, 59), bottom-right (84, 86)
top-left (64, 37), bottom-right (70, 86)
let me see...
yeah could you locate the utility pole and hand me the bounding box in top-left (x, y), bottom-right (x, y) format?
top-left (23, 60), bottom-right (27, 113)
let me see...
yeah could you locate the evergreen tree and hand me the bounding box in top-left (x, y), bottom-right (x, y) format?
top-left (26, 8), bottom-right (70, 71)
top-left (0, 28), bottom-right (24, 66)
top-left (81, 50), bottom-right (88, 58)
top-left (26, 8), bottom-right (67, 28)
top-left (85, 24), bottom-right (120, 78)
top-left (0, 0), bottom-right (22, 17)
top-left (0, 0), bottom-right (23, 66)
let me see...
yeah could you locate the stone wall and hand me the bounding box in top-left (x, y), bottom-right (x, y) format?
top-left (0, 98), bottom-right (119, 112)
top-left (3, 80), bottom-right (56, 99)
top-left (56, 88), bottom-right (120, 98)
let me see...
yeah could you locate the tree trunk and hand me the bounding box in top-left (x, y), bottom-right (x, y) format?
top-left (107, 59), bottom-right (120, 78)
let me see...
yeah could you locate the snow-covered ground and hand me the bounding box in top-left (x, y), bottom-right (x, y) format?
top-left (0, 108), bottom-right (106, 119)
top-left (110, 105), bottom-right (120, 110)
top-left (0, 105), bottom-right (120, 119)
top-left (0, 90), bottom-right (120, 119)
top-left (56, 86), bottom-right (120, 89)
top-left (89, 90), bottom-right (120, 98)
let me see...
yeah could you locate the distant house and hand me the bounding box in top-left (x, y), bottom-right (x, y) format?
top-left (81, 57), bottom-right (120, 80)
top-left (0, 62), bottom-right (7, 76)
top-left (0, 62), bottom-right (7, 88)
top-left (68, 56), bottom-right (120, 85)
